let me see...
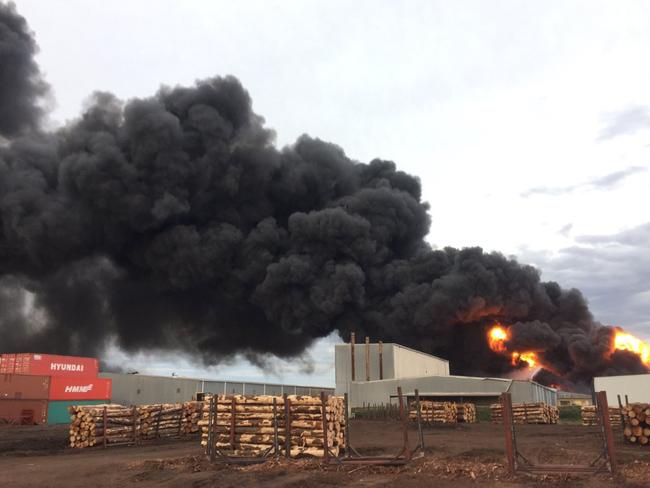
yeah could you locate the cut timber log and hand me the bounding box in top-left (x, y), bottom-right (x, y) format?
top-left (621, 403), bottom-right (650, 447)
top-left (490, 402), bottom-right (558, 424)
top-left (580, 405), bottom-right (622, 426)
top-left (200, 393), bottom-right (345, 459)
top-left (409, 401), bottom-right (457, 424)
top-left (68, 401), bottom-right (204, 449)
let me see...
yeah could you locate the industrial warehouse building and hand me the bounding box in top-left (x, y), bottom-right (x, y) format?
top-left (99, 372), bottom-right (334, 406)
top-left (557, 390), bottom-right (592, 406)
top-left (594, 373), bottom-right (650, 406)
top-left (335, 342), bottom-right (557, 407)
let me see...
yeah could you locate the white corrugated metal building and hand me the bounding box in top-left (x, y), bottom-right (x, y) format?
top-left (594, 373), bottom-right (650, 406)
top-left (335, 342), bottom-right (557, 407)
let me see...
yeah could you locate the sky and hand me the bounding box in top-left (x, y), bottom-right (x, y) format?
top-left (12, 0), bottom-right (650, 386)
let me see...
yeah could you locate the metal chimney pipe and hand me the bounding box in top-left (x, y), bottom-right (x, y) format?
top-left (350, 332), bottom-right (356, 381)
top-left (365, 336), bottom-right (370, 382)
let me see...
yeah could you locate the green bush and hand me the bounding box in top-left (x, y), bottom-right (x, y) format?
top-left (476, 405), bottom-right (492, 423)
top-left (559, 405), bottom-right (582, 422)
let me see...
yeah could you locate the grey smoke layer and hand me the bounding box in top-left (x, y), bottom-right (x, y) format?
top-left (0, 2), bottom-right (646, 388)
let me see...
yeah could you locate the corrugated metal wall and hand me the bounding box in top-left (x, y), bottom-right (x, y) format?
top-left (393, 345), bottom-right (450, 378)
top-left (100, 373), bottom-right (334, 405)
top-left (100, 373), bottom-right (201, 405)
top-left (509, 380), bottom-right (557, 406)
top-left (335, 343), bottom-right (449, 394)
top-left (346, 376), bottom-right (557, 409)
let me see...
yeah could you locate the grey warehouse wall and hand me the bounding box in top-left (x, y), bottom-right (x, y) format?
top-left (100, 373), bottom-right (335, 405)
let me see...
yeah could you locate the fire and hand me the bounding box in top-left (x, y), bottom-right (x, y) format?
top-left (487, 324), bottom-right (539, 370)
top-left (511, 351), bottom-right (538, 369)
top-left (488, 325), bottom-right (508, 352)
top-left (485, 324), bottom-right (650, 376)
top-left (613, 330), bottom-right (650, 366)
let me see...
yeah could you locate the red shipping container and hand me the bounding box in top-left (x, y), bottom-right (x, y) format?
top-left (48, 376), bottom-right (111, 401)
top-left (9, 353), bottom-right (99, 378)
top-left (0, 399), bottom-right (48, 425)
top-left (1, 374), bottom-right (50, 400)
top-left (0, 354), bottom-right (16, 374)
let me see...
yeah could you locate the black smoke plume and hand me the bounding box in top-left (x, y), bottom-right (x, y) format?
top-left (0, 2), bottom-right (48, 138)
top-left (0, 3), bottom-right (647, 388)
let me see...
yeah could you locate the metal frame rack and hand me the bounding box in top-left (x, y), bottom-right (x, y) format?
top-left (501, 390), bottom-right (617, 475)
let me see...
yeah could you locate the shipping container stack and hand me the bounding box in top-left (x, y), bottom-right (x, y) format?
top-left (0, 353), bottom-right (111, 425)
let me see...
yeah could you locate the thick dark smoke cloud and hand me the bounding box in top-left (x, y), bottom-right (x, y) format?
top-left (0, 3), bottom-right (647, 388)
top-left (0, 2), bottom-right (48, 137)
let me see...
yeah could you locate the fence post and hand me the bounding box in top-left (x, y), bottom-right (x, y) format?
top-left (230, 396), bottom-right (236, 450)
top-left (320, 392), bottom-right (329, 461)
top-left (132, 405), bottom-right (138, 446)
top-left (177, 403), bottom-right (183, 437)
top-left (210, 396), bottom-right (217, 462)
top-left (273, 397), bottom-right (279, 459)
top-left (398, 387), bottom-right (409, 449)
top-left (501, 392), bottom-right (516, 474)
top-left (102, 407), bottom-right (107, 449)
top-left (415, 389), bottom-right (424, 449)
top-left (344, 393), bottom-right (351, 457)
top-left (156, 404), bottom-right (163, 439)
top-left (596, 391), bottom-right (617, 474)
top-left (284, 393), bottom-right (291, 458)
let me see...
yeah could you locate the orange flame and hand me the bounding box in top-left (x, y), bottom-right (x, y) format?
top-left (488, 324), bottom-right (539, 370)
top-left (488, 325), bottom-right (508, 353)
top-left (511, 351), bottom-right (538, 369)
top-left (613, 330), bottom-right (650, 366)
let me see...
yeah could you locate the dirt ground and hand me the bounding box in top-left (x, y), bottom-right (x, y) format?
top-left (0, 421), bottom-right (649, 487)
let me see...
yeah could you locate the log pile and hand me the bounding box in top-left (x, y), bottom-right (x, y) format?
top-left (409, 401), bottom-right (457, 424)
top-left (580, 406), bottom-right (622, 426)
top-left (491, 402), bottom-right (559, 424)
top-left (456, 403), bottom-right (477, 423)
top-left (138, 402), bottom-right (203, 439)
top-left (199, 394), bottom-right (346, 458)
top-left (68, 401), bottom-right (203, 449)
top-left (69, 404), bottom-right (136, 448)
top-left (621, 404), bottom-right (650, 445)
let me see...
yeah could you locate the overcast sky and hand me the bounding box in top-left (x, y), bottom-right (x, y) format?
top-left (13, 0), bottom-right (650, 386)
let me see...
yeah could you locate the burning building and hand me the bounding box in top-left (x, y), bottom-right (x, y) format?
top-left (485, 323), bottom-right (650, 390)
top-left (0, 3), bottom-right (648, 391)
top-left (335, 340), bottom-right (557, 407)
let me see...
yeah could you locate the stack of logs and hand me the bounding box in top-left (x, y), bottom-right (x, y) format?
top-left (139, 402), bottom-right (203, 438)
top-left (491, 402), bottom-right (559, 424)
top-left (622, 403), bottom-right (650, 445)
top-left (456, 403), bottom-right (477, 423)
top-left (580, 406), bottom-right (622, 426)
top-left (409, 401), bottom-right (458, 424)
top-left (68, 401), bottom-right (203, 449)
top-left (199, 394), bottom-right (345, 458)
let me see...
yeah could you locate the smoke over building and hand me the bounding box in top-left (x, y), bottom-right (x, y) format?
top-left (0, 2), bottom-right (647, 389)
